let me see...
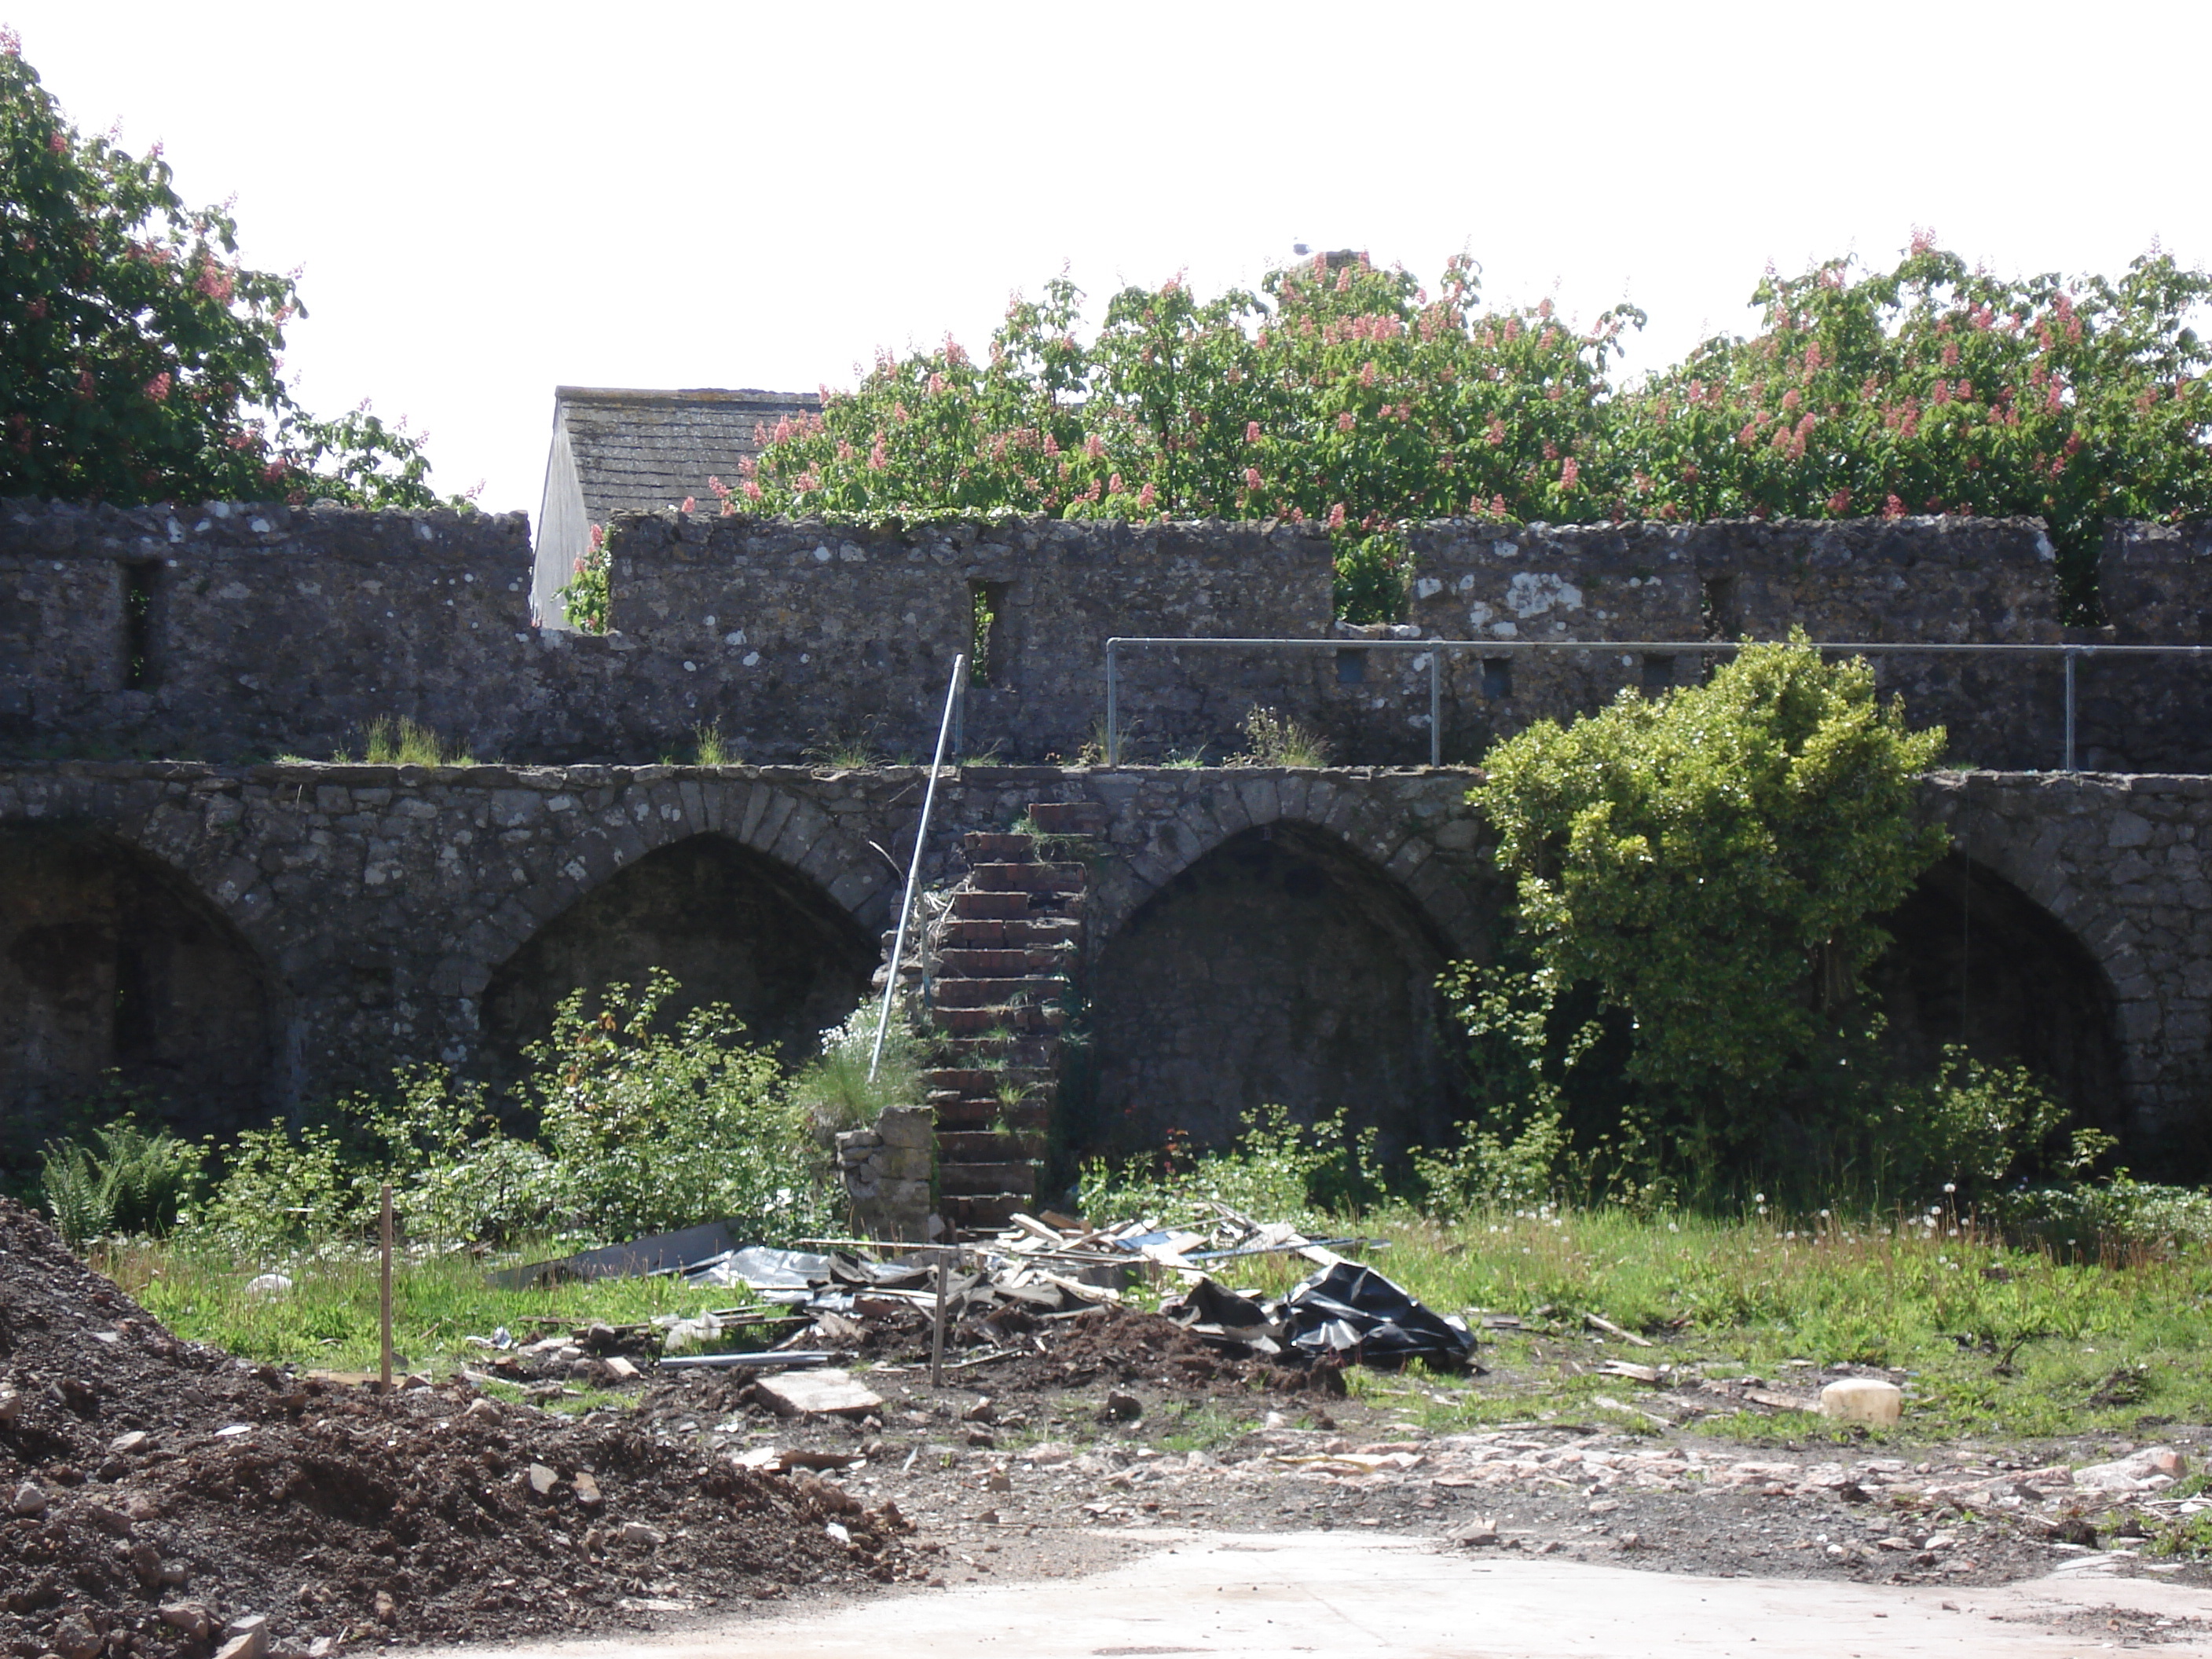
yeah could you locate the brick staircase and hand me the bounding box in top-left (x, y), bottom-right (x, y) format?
top-left (921, 801), bottom-right (1104, 1232)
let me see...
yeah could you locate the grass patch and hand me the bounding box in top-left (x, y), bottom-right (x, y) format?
top-left (98, 1240), bottom-right (783, 1375)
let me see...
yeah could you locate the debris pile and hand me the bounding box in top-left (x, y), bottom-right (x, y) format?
top-left (0, 1200), bottom-right (923, 1657)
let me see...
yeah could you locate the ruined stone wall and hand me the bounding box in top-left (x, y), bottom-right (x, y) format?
top-left (604, 513), bottom-right (1335, 764)
top-left (1, 500), bottom-right (2203, 773)
top-left (2074, 520), bottom-right (2212, 773)
top-left (0, 499), bottom-right (539, 763)
top-left (0, 758), bottom-right (2202, 1176)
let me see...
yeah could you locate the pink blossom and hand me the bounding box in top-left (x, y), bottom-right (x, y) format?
top-left (927, 373), bottom-right (947, 397)
top-left (679, 496), bottom-right (696, 513)
top-left (1337, 411), bottom-right (1355, 433)
top-left (1137, 482), bottom-right (1156, 509)
top-left (0, 25), bottom-right (18, 54)
top-left (1485, 417), bottom-right (1505, 447)
top-left (1910, 226), bottom-right (1936, 255)
top-left (262, 460), bottom-right (287, 483)
top-left (1107, 472), bottom-right (1125, 495)
top-left (1245, 421), bottom-right (1262, 444)
top-left (1826, 488), bottom-right (1852, 514)
top-left (1883, 493), bottom-right (1906, 518)
top-left (1245, 467), bottom-right (1262, 490)
top-left (1327, 503), bottom-right (1346, 530)
top-left (742, 479), bottom-right (763, 500)
top-left (868, 441), bottom-right (887, 471)
top-left (196, 266), bottom-right (234, 304)
top-left (837, 440), bottom-right (855, 462)
top-left (1360, 361), bottom-right (1376, 387)
top-left (707, 475), bottom-right (731, 499)
top-left (1085, 434), bottom-right (1106, 459)
top-left (1043, 432), bottom-right (1060, 457)
top-left (143, 372), bottom-right (171, 402)
top-left (48, 131), bottom-right (65, 154)
top-left (1803, 342), bottom-right (1823, 373)
top-left (1490, 495), bottom-right (1507, 516)
top-left (1559, 457), bottom-right (1580, 490)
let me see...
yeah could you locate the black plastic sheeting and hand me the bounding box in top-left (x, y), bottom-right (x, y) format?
top-left (1280, 1262), bottom-right (1476, 1368)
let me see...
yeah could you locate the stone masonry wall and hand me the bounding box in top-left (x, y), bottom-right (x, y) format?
top-left (0, 500), bottom-right (2203, 773)
top-left (0, 759), bottom-right (2203, 1170)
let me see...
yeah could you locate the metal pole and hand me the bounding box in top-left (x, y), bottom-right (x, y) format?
top-left (870, 653), bottom-right (965, 1082)
top-left (1428, 650), bottom-right (1441, 767)
top-left (950, 668), bottom-right (965, 762)
top-left (1104, 640), bottom-right (1119, 767)
top-left (2064, 648), bottom-right (2077, 773)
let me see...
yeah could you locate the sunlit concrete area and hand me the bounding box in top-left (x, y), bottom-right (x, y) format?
top-left (427, 1532), bottom-right (2212, 1659)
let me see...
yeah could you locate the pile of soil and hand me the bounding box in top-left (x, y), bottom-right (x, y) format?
top-left (0, 1200), bottom-right (923, 1657)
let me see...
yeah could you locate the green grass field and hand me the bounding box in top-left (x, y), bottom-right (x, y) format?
top-left (98, 1206), bottom-right (2212, 1446)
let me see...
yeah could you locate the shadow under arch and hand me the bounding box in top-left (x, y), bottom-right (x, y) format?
top-left (1866, 850), bottom-right (2124, 1135)
top-left (481, 833), bottom-right (879, 1079)
top-left (1083, 822), bottom-right (1459, 1167)
top-left (0, 824), bottom-right (275, 1174)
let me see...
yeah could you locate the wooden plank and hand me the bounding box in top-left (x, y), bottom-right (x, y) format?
top-left (1584, 1313), bottom-right (1655, 1348)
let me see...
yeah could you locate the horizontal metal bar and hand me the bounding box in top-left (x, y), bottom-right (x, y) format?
top-left (1107, 637), bottom-right (2212, 657)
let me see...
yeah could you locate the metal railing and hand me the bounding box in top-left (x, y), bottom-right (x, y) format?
top-left (1102, 637), bottom-right (2212, 771)
top-left (870, 652), bottom-right (965, 1081)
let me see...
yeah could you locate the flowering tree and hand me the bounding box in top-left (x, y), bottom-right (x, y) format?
top-left (0, 33), bottom-right (450, 507)
top-left (701, 240), bottom-right (2212, 624)
top-left (721, 256), bottom-right (1639, 620)
top-left (1606, 236), bottom-right (2212, 612)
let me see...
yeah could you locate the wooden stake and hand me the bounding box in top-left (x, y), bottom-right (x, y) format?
top-left (929, 1245), bottom-right (949, 1389)
top-left (379, 1183), bottom-right (394, 1395)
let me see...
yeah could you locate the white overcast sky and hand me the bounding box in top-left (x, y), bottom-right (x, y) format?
top-left (10, 0), bottom-right (2204, 519)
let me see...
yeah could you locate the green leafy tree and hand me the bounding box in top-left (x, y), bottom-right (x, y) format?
top-left (0, 31), bottom-right (452, 507)
top-left (715, 257), bottom-right (1635, 621)
top-left (1605, 236), bottom-right (2212, 613)
top-left (694, 241), bottom-right (2212, 626)
top-left (1469, 638), bottom-right (1950, 1186)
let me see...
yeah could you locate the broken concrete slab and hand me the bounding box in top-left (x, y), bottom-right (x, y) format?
top-left (754, 1369), bottom-right (884, 1418)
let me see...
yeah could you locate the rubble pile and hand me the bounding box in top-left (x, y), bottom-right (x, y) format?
top-left (0, 1200), bottom-right (922, 1657)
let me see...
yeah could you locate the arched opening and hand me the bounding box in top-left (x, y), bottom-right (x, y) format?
top-left (1086, 824), bottom-right (1457, 1166)
top-left (482, 835), bottom-right (877, 1077)
top-left (0, 826), bottom-right (273, 1177)
top-left (1866, 851), bottom-right (2124, 1133)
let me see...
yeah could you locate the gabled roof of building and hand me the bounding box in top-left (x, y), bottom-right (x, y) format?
top-left (555, 386), bottom-right (820, 522)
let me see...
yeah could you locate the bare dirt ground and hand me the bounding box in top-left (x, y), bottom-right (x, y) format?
top-left (8, 1202), bottom-right (2209, 1657)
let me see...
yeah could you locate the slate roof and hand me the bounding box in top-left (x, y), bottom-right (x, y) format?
top-left (555, 386), bottom-right (821, 522)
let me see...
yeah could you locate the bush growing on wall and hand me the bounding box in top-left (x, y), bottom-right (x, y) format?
top-left (716, 244), bottom-right (2212, 621)
top-left (1462, 637), bottom-right (1953, 1199)
top-left (0, 33), bottom-right (453, 507)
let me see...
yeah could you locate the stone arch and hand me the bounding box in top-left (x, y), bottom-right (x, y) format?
top-left (463, 775), bottom-right (899, 1004)
top-left (1083, 819), bottom-right (1467, 1166)
top-left (1088, 773), bottom-right (1492, 958)
top-left (479, 830), bottom-right (881, 1075)
top-left (1866, 850), bottom-right (2125, 1132)
top-left (0, 822), bottom-right (276, 1176)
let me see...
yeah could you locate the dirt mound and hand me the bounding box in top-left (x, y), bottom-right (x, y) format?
top-left (0, 1201), bottom-right (922, 1656)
